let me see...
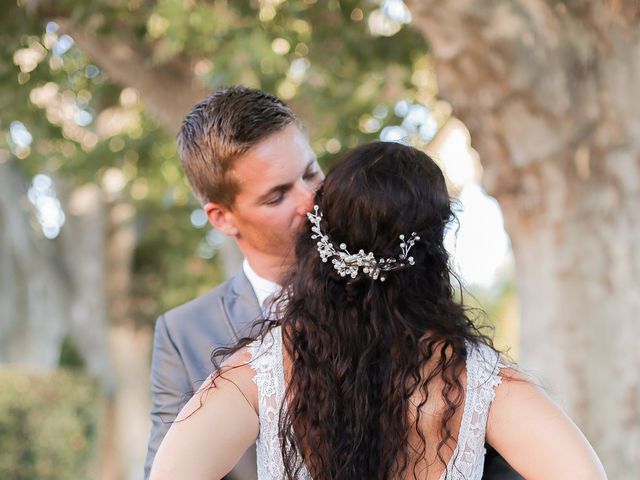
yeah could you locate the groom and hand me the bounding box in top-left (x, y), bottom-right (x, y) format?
top-left (144, 86), bottom-right (522, 480)
top-left (144, 86), bottom-right (322, 479)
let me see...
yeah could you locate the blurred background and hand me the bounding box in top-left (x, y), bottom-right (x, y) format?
top-left (1, 0), bottom-right (638, 478)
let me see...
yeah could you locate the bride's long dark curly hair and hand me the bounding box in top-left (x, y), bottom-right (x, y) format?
top-left (215, 141), bottom-right (495, 479)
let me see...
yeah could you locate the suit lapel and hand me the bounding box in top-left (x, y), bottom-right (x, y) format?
top-left (221, 269), bottom-right (262, 340)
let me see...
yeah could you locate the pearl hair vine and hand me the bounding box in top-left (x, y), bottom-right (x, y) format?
top-left (307, 205), bottom-right (420, 282)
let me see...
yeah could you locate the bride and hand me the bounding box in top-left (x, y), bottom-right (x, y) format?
top-left (150, 141), bottom-right (607, 479)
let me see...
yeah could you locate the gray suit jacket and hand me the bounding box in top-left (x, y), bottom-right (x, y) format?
top-left (144, 269), bottom-right (261, 480)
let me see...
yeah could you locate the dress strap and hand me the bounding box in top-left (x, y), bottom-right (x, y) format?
top-left (247, 327), bottom-right (287, 479)
top-left (442, 342), bottom-right (503, 479)
top-left (247, 327), bottom-right (312, 479)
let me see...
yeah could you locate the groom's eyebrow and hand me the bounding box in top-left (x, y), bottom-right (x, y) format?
top-left (256, 157), bottom-right (317, 204)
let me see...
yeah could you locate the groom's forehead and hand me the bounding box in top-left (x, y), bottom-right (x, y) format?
top-left (235, 154), bottom-right (314, 190)
top-left (232, 127), bottom-right (312, 177)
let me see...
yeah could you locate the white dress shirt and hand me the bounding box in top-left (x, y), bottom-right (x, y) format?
top-left (242, 259), bottom-right (281, 318)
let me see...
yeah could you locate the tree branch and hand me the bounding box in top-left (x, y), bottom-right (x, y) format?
top-left (59, 22), bottom-right (208, 135)
top-left (23, 0), bottom-right (208, 135)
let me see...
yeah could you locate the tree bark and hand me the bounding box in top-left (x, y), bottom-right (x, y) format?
top-left (61, 183), bottom-right (114, 389)
top-left (407, 0), bottom-right (640, 476)
top-left (0, 162), bottom-right (69, 368)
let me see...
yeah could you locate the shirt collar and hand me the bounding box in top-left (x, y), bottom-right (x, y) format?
top-left (242, 258), bottom-right (281, 312)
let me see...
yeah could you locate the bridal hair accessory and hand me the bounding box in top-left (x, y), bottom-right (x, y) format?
top-left (307, 205), bottom-right (420, 282)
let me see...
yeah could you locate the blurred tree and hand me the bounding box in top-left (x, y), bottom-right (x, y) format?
top-left (407, 0), bottom-right (640, 476)
top-left (2, 1), bottom-right (433, 478)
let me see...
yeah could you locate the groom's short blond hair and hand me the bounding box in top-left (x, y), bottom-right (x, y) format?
top-left (178, 86), bottom-right (299, 207)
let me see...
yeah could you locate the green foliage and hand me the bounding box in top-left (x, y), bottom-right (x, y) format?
top-left (0, 368), bottom-right (101, 480)
top-left (1, 1), bottom-right (441, 324)
top-left (1, 3), bottom-right (222, 323)
top-left (58, 337), bottom-right (85, 369)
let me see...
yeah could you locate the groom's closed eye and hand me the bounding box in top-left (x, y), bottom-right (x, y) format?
top-left (303, 170), bottom-right (319, 180)
top-left (303, 162), bottom-right (320, 181)
top-left (264, 190), bottom-right (286, 206)
top-left (258, 183), bottom-right (290, 206)
top-left (260, 160), bottom-right (320, 206)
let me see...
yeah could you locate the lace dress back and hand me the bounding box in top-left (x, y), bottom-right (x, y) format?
top-left (247, 326), bottom-right (503, 480)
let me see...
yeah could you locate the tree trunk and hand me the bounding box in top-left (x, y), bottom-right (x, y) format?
top-left (407, 1), bottom-right (640, 476)
top-left (0, 163), bottom-right (147, 478)
top-left (62, 183), bottom-right (114, 389)
top-left (0, 162), bottom-right (69, 368)
top-left (506, 151), bottom-right (640, 475)
top-left (104, 200), bottom-right (152, 480)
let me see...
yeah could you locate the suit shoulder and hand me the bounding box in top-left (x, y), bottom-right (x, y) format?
top-left (159, 277), bottom-right (234, 330)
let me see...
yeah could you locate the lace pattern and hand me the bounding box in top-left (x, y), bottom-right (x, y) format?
top-left (438, 342), bottom-right (504, 480)
top-left (247, 327), bottom-right (311, 479)
top-left (248, 328), bottom-right (503, 480)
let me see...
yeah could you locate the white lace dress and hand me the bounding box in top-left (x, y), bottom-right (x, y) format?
top-left (247, 326), bottom-right (504, 480)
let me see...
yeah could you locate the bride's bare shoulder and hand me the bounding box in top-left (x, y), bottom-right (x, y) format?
top-left (196, 347), bottom-right (259, 415)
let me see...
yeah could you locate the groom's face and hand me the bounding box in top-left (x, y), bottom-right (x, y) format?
top-left (209, 124), bottom-right (323, 264)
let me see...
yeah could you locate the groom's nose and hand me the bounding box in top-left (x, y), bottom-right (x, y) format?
top-left (293, 180), bottom-right (316, 216)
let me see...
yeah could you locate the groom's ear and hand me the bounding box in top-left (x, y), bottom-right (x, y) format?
top-left (204, 202), bottom-right (238, 237)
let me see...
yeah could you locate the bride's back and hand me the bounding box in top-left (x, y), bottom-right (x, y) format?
top-left (249, 325), bottom-right (502, 480)
top-left (402, 350), bottom-right (467, 479)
